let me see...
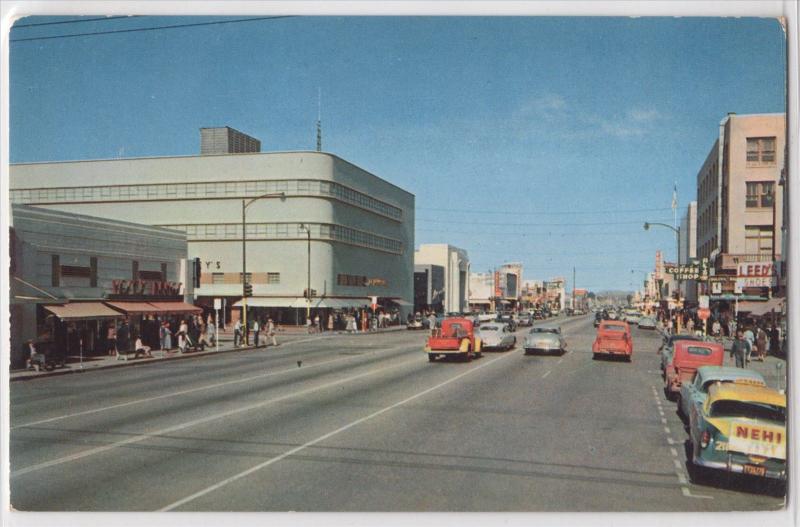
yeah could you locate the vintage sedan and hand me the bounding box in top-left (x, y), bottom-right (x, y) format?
top-left (477, 323), bottom-right (516, 351)
top-left (678, 366), bottom-right (766, 422)
top-left (659, 334), bottom-right (704, 376)
top-left (664, 340), bottom-right (724, 400)
top-left (592, 321), bottom-right (632, 361)
top-left (524, 326), bottom-right (566, 355)
top-left (689, 383), bottom-right (786, 482)
top-left (517, 312), bottom-right (534, 327)
top-left (637, 316), bottom-right (657, 330)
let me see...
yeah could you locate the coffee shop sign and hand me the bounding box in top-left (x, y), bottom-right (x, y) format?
top-left (665, 258), bottom-right (709, 280)
top-left (112, 279), bottom-right (182, 296)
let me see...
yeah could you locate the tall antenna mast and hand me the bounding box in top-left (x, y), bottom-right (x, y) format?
top-left (316, 88), bottom-right (322, 152)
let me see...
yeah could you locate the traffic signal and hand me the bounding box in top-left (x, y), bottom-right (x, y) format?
top-left (193, 257), bottom-right (201, 288)
top-left (244, 283), bottom-right (253, 297)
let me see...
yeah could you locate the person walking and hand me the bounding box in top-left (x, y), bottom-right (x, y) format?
top-left (755, 326), bottom-right (768, 361)
top-left (769, 325), bottom-right (780, 357)
top-left (730, 331), bottom-right (749, 368)
top-left (327, 314), bottom-right (334, 332)
top-left (315, 314), bottom-right (322, 333)
top-left (234, 318), bottom-right (242, 347)
top-left (743, 326), bottom-right (755, 364)
top-left (163, 322), bottom-right (173, 351)
top-left (106, 323), bottom-right (117, 356)
top-left (267, 318), bottom-right (277, 346)
top-left (712, 319), bottom-right (721, 338)
top-left (252, 318), bottom-right (260, 347)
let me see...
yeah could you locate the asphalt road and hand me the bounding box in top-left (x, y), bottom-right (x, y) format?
top-left (9, 315), bottom-right (785, 512)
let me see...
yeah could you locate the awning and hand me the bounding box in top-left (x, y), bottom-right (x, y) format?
top-left (737, 298), bottom-right (785, 317)
top-left (147, 301), bottom-right (202, 314)
top-left (232, 297), bottom-right (299, 308)
top-left (105, 301), bottom-right (164, 314)
top-left (386, 298), bottom-right (413, 307)
top-left (45, 302), bottom-right (123, 320)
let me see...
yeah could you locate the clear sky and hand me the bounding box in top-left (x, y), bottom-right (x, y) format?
top-left (9, 15), bottom-right (786, 292)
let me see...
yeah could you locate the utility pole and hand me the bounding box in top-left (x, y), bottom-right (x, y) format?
top-left (572, 266), bottom-right (576, 311)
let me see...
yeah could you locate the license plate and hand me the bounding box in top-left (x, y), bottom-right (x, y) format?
top-left (743, 464), bottom-right (766, 477)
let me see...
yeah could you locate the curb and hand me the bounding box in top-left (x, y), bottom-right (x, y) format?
top-left (10, 326), bottom-right (408, 382)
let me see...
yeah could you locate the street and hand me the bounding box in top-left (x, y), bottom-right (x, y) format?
top-left (10, 315), bottom-right (784, 512)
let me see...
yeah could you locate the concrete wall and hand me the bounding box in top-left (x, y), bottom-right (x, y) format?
top-left (414, 244), bottom-right (469, 313)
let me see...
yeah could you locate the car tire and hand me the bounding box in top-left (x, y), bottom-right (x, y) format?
top-left (428, 354), bottom-right (436, 362)
top-left (592, 353), bottom-right (598, 360)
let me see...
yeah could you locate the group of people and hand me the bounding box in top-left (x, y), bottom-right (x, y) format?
top-left (233, 317), bottom-right (277, 347)
top-left (730, 325), bottom-right (777, 366)
top-left (104, 314), bottom-right (219, 358)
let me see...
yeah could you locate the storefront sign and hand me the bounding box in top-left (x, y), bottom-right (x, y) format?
top-left (665, 258), bottom-right (709, 280)
top-left (111, 279), bottom-right (182, 297)
top-left (735, 262), bottom-right (776, 290)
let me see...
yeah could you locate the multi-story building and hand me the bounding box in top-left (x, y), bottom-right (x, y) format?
top-left (679, 201), bottom-right (698, 302)
top-left (695, 113), bottom-right (785, 309)
top-left (468, 272), bottom-right (494, 311)
top-left (413, 244), bottom-right (469, 313)
top-left (200, 126), bottom-right (261, 155)
top-left (10, 205), bottom-right (194, 368)
top-left (10, 136), bottom-right (415, 325)
top-left (498, 262), bottom-right (523, 309)
top-left (413, 264), bottom-right (445, 314)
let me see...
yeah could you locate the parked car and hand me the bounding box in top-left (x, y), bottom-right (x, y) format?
top-left (524, 326), bottom-right (566, 355)
top-left (592, 321), bottom-right (633, 361)
top-left (425, 317), bottom-right (482, 362)
top-left (659, 334), bottom-right (705, 376)
top-left (477, 323), bottom-right (516, 351)
top-left (664, 340), bottom-right (724, 401)
top-left (678, 365), bottom-right (766, 422)
top-left (406, 314), bottom-right (426, 330)
top-left (688, 383), bottom-right (786, 482)
top-left (637, 316), bottom-right (657, 329)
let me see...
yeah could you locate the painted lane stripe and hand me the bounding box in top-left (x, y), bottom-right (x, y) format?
top-left (542, 370), bottom-right (552, 379)
top-left (673, 459), bottom-right (683, 470)
top-left (159, 349), bottom-right (518, 511)
top-left (676, 472), bottom-right (688, 485)
top-left (682, 487), bottom-right (713, 499)
top-left (661, 417), bottom-right (668, 425)
top-left (670, 447), bottom-right (678, 457)
top-left (667, 437), bottom-right (678, 445)
top-left (663, 426), bottom-right (671, 434)
top-left (12, 353), bottom-right (424, 478)
top-left (12, 343), bottom-right (415, 430)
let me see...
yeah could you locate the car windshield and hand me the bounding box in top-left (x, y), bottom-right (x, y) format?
top-left (686, 346), bottom-right (713, 356)
top-left (482, 326), bottom-right (499, 332)
top-left (709, 401), bottom-right (785, 423)
top-left (702, 379), bottom-right (765, 392)
top-left (531, 328), bottom-right (557, 334)
top-left (603, 325), bottom-right (626, 331)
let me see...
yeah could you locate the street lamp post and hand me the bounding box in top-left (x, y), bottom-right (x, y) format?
top-left (242, 192), bottom-right (286, 346)
top-left (644, 221), bottom-right (682, 330)
top-left (299, 223), bottom-right (311, 322)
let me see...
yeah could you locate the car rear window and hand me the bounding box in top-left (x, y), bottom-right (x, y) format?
top-left (603, 325), bottom-right (626, 331)
top-left (482, 326), bottom-right (499, 331)
top-left (687, 346), bottom-right (713, 356)
top-left (709, 401), bottom-right (785, 423)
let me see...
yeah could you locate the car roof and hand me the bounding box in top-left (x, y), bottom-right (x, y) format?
top-left (707, 384), bottom-right (785, 407)
top-left (696, 366), bottom-right (765, 383)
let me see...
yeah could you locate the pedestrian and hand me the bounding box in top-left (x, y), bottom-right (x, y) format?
top-left (253, 318), bottom-right (260, 346)
top-left (743, 326), bottom-right (755, 364)
top-left (116, 319), bottom-right (130, 358)
top-left (26, 340), bottom-right (46, 371)
top-left (159, 322), bottom-right (167, 351)
top-left (755, 326), bottom-right (768, 361)
top-left (134, 336), bottom-right (153, 358)
top-left (106, 323), bottom-right (117, 356)
top-left (267, 318), bottom-right (277, 346)
top-left (315, 314), bottom-right (321, 333)
top-left (306, 316), bottom-right (313, 334)
top-left (327, 314), bottom-right (334, 332)
top-left (686, 318), bottom-right (694, 334)
top-left (712, 319), bottom-right (721, 337)
top-left (234, 318), bottom-right (242, 347)
top-left (769, 325), bottom-right (780, 357)
top-left (730, 331), bottom-right (748, 368)
top-left (206, 316), bottom-right (216, 346)
top-left (178, 330), bottom-right (188, 353)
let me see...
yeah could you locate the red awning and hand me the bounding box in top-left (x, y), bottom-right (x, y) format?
top-left (147, 301), bottom-right (202, 314)
top-left (44, 302), bottom-right (123, 320)
top-left (737, 298), bottom-right (785, 317)
top-left (105, 301), bottom-right (164, 314)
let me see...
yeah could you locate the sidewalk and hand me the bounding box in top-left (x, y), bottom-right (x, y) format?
top-left (10, 324), bottom-right (407, 382)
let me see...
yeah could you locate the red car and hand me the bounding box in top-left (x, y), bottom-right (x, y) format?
top-left (663, 340), bottom-right (724, 400)
top-left (425, 317), bottom-right (482, 362)
top-left (592, 321), bottom-right (633, 361)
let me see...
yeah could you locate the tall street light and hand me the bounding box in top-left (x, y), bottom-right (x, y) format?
top-left (644, 221), bottom-right (682, 327)
top-left (299, 223), bottom-right (311, 322)
top-left (242, 192), bottom-right (286, 345)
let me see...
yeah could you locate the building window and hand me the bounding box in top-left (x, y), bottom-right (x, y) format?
top-left (746, 137), bottom-right (776, 165)
top-left (337, 274), bottom-right (367, 287)
top-left (745, 225), bottom-right (773, 255)
top-left (52, 255), bottom-right (60, 287)
top-left (267, 272), bottom-right (280, 284)
top-left (132, 260), bottom-right (139, 281)
top-left (746, 181), bottom-right (774, 208)
top-left (90, 257), bottom-right (98, 287)
top-left (161, 262), bottom-right (168, 281)
top-left (212, 273), bottom-right (225, 284)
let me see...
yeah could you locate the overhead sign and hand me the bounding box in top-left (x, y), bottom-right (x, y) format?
top-left (664, 258), bottom-right (710, 281)
top-left (214, 298), bottom-right (222, 310)
top-left (735, 262), bottom-right (776, 290)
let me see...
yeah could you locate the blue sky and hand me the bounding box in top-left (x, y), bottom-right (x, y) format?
top-left (9, 16), bottom-right (786, 292)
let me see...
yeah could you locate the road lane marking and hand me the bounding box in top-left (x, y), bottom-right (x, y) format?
top-left (664, 426), bottom-right (670, 434)
top-left (682, 487), bottom-right (713, 499)
top-left (12, 343), bottom-right (417, 430)
top-left (557, 358), bottom-right (563, 365)
top-left (670, 447), bottom-right (678, 457)
top-left (660, 417), bottom-right (668, 425)
top-left (676, 472), bottom-right (688, 484)
top-left (667, 437), bottom-right (678, 445)
top-left (12, 352), bottom-right (426, 478)
top-left (159, 348), bottom-right (519, 511)
top-left (542, 370), bottom-right (551, 379)
top-left (673, 459), bottom-right (682, 470)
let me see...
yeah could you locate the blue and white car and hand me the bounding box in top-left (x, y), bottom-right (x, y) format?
top-left (678, 365), bottom-right (766, 421)
top-left (477, 323), bottom-right (516, 351)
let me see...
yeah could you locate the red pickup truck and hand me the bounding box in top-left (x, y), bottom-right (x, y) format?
top-left (664, 340), bottom-right (724, 400)
top-left (425, 317), bottom-right (482, 362)
top-left (592, 321), bottom-right (633, 361)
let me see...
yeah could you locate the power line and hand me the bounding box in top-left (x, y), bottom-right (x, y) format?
top-left (10, 16), bottom-right (296, 43)
top-left (13, 16), bottom-right (139, 28)
top-left (416, 206), bottom-right (676, 216)
top-left (416, 217), bottom-right (674, 227)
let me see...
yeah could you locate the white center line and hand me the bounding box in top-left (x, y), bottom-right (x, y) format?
top-left (12, 353), bottom-right (423, 478)
top-left (664, 426), bottom-right (671, 434)
top-left (542, 370), bottom-right (552, 379)
top-left (670, 447), bottom-right (678, 457)
top-left (12, 343), bottom-right (415, 430)
top-left (159, 349), bottom-right (518, 511)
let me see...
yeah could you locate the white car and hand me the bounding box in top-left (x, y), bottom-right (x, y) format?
top-left (524, 326), bottom-right (567, 355)
top-left (477, 323), bottom-right (516, 351)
